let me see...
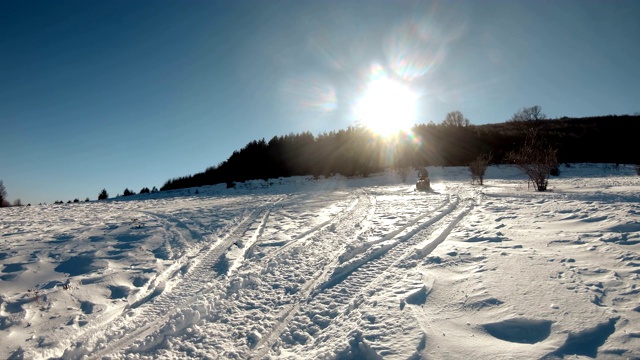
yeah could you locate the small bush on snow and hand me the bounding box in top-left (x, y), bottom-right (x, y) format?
top-left (506, 130), bottom-right (558, 191)
top-left (469, 153), bottom-right (492, 185)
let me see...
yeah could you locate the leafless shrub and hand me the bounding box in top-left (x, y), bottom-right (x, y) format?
top-left (509, 105), bottom-right (547, 122)
top-left (506, 130), bottom-right (558, 191)
top-left (469, 153), bottom-right (492, 185)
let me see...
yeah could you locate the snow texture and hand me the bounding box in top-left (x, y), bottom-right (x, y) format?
top-left (0, 164), bottom-right (639, 359)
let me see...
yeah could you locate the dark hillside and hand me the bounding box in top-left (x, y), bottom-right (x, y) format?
top-left (161, 115), bottom-right (639, 191)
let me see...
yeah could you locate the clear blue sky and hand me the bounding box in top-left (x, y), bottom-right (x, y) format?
top-left (1, 0), bottom-right (639, 205)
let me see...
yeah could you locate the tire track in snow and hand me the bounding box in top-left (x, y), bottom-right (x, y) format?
top-left (50, 197), bottom-right (282, 359)
top-left (94, 192), bottom-right (371, 359)
top-left (225, 196), bottom-right (286, 276)
top-left (412, 199), bottom-right (475, 260)
top-left (275, 195), bottom-right (475, 354)
top-left (250, 193), bottom-right (458, 357)
top-left (256, 193), bottom-right (368, 264)
top-left (247, 192), bottom-right (376, 359)
top-left (322, 195), bottom-right (455, 292)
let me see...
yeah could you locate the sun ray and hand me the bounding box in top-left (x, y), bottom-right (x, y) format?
top-left (354, 67), bottom-right (418, 137)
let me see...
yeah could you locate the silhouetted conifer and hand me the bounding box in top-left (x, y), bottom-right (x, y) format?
top-left (98, 189), bottom-right (109, 200)
top-left (0, 181), bottom-right (8, 207)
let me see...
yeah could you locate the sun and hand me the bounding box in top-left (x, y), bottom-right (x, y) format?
top-left (354, 76), bottom-right (418, 137)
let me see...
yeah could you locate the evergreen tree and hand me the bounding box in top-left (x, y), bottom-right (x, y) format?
top-left (0, 181), bottom-right (8, 207)
top-left (98, 189), bottom-right (109, 200)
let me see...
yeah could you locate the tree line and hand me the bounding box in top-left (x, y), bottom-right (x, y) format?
top-left (160, 110), bottom-right (639, 191)
top-left (2, 107), bottom-right (637, 205)
top-left (96, 186), bottom-right (159, 200)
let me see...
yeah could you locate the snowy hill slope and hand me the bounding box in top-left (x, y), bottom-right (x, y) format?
top-left (1, 164), bottom-right (639, 359)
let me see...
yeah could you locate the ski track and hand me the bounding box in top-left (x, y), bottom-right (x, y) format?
top-left (40, 196), bottom-right (283, 359)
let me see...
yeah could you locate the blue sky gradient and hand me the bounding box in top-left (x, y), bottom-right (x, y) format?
top-left (1, 0), bottom-right (639, 204)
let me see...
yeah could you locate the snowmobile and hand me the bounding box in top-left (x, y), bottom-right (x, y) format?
top-left (415, 167), bottom-right (431, 191)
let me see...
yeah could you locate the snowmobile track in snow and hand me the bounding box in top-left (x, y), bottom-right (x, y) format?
top-left (285, 196), bottom-right (474, 354)
top-left (47, 196), bottom-right (283, 359)
top-left (252, 193), bottom-right (474, 358)
top-left (255, 191), bottom-right (372, 268)
top-left (248, 192), bottom-right (376, 359)
top-left (318, 195), bottom-right (457, 293)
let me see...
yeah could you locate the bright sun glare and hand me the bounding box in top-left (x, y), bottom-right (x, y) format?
top-left (354, 76), bottom-right (418, 137)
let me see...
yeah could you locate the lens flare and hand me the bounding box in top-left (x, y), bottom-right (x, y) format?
top-left (384, 13), bottom-right (465, 82)
top-left (281, 75), bottom-right (338, 114)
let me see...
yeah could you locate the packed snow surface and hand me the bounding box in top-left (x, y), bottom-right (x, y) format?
top-left (1, 164), bottom-right (639, 359)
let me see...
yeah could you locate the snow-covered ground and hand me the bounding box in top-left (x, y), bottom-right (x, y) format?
top-left (1, 164), bottom-right (639, 360)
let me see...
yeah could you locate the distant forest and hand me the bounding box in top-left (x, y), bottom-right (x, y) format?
top-left (161, 114), bottom-right (639, 191)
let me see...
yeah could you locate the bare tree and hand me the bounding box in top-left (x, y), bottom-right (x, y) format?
top-left (0, 181), bottom-right (8, 207)
top-left (12, 199), bottom-right (22, 207)
top-left (507, 130), bottom-right (558, 191)
top-left (509, 105), bottom-right (547, 123)
top-left (469, 152), bottom-right (492, 185)
top-left (442, 111), bottom-right (470, 127)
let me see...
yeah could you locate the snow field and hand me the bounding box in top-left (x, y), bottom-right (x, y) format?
top-left (0, 164), bottom-right (638, 359)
